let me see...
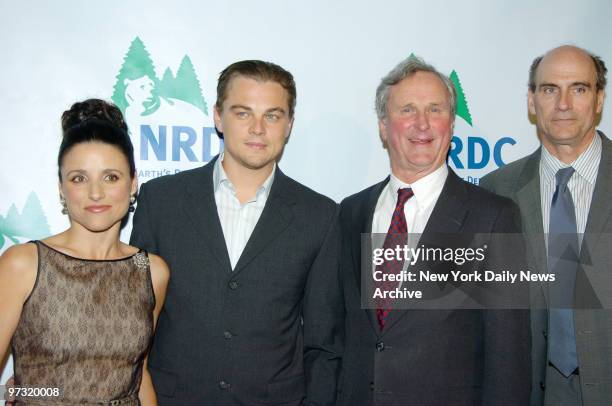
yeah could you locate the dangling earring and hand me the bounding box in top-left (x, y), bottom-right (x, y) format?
top-left (60, 197), bottom-right (68, 215)
top-left (128, 195), bottom-right (136, 213)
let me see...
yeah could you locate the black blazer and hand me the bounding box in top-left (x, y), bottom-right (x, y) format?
top-left (130, 157), bottom-right (343, 406)
top-left (337, 168), bottom-right (531, 406)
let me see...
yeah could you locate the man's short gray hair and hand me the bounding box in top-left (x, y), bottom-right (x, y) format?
top-left (375, 55), bottom-right (457, 121)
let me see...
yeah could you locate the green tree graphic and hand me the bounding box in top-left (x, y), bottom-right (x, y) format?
top-left (3, 205), bottom-right (20, 240)
top-left (173, 56), bottom-right (208, 115)
top-left (111, 37), bottom-right (209, 117)
top-left (0, 192), bottom-right (51, 250)
top-left (159, 67), bottom-right (177, 100)
top-left (450, 70), bottom-right (473, 126)
top-left (111, 37), bottom-right (160, 114)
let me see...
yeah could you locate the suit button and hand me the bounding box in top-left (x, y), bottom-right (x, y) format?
top-left (223, 331), bottom-right (233, 339)
top-left (228, 281), bottom-right (239, 290)
top-left (219, 380), bottom-right (231, 390)
top-left (543, 330), bottom-right (547, 339)
top-left (540, 381), bottom-right (545, 391)
top-left (376, 341), bottom-right (385, 352)
top-left (369, 382), bottom-right (375, 391)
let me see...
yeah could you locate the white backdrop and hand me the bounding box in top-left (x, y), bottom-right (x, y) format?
top-left (2, 0), bottom-right (612, 396)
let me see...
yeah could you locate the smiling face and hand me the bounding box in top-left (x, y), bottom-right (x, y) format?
top-left (528, 46), bottom-right (605, 160)
top-left (213, 75), bottom-right (293, 174)
top-left (60, 141), bottom-right (137, 233)
top-left (379, 71), bottom-right (454, 183)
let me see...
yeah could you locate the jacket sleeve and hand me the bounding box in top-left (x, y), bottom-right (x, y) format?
top-left (302, 206), bottom-right (344, 406)
top-left (130, 182), bottom-right (158, 254)
top-left (482, 201), bottom-right (532, 405)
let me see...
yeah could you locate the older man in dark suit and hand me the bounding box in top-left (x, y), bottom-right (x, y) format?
top-left (481, 45), bottom-right (612, 406)
top-left (131, 60), bottom-right (342, 405)
top-left (337, 55), bottom-right (531, 406)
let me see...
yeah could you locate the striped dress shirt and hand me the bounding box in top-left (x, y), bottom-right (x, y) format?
top-left (213, 153), bottom-right (275, 269)
top-left (540, 133), bottom-right (602, 246)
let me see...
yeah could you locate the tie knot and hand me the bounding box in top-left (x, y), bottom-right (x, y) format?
top-left (397, 188), bottom-right (414, 206)
top-left (555, 167), bottom-right (575, 188)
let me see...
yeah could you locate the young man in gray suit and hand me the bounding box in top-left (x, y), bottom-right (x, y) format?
top-left (131, 60), bottom-right (342, 405)
top-left (337, 55), bottom-right (530, 406)
top-left (481, 45), bottom-right (611, 405)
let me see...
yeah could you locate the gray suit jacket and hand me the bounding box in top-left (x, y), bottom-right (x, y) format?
top-left (481, 131), bottom-right (612, 405)
top-left (130, 157), bottom-right (343, 406)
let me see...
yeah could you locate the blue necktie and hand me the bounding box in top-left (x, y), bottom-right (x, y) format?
top-left (548, 167), bottom-right (579, 377)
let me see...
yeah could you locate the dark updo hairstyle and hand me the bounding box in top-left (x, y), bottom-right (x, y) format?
top-left (58, 99), bottom-right (136, 181)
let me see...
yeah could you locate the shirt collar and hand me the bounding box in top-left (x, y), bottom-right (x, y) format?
top-left (213, 152), bottom-right (276, 201)
top-left (540, 132), bottom-right (601, 185)
top-left (389, 164), bottom-right (448, 210)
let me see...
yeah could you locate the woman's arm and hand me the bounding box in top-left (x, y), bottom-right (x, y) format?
top-left (138, 253), bottom-right (169, 406)
top-left (0, 243), bottom-right (38, 370)
top-left (0, 243), bottom-right (38, 405)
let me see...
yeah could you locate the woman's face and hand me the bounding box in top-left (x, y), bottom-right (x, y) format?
top-left (60, 141), bottom-right (137, 233)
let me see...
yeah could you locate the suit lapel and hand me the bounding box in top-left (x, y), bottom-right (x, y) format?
top-left (352, 179), bottom-right (389, 336)
top-left (232, 169), bottom-right (295, 276)
top-left (381, 170), bottom-right (468, 336)
top-left (352, 179), bottom-right (389, 290)
top-left (414, 170), bottom-right (469, 236)
top-left (514, 149), bottom-right (548, 302)
top-left (581, 132), bottom-right (612, 255)
top-left (183, 157), bottom-right (233, 273)
top-left (575, 133), bottom-right (612, 307)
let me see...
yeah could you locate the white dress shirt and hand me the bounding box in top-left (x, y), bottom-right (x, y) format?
top-left (540, 133), bottom-right (601, 247)
top-left (370, 164), bottom-right (448, 284)
top-left (213, 153), bottom-right (275, 269)
top-left (372, 164), bottom-right (449, 236)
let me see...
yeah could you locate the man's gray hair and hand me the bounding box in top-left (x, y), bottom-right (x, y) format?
top-left (375, 55), bottom-right (457, 121)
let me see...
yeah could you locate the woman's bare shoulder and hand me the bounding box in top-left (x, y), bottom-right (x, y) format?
top-left (148, 253), bottom-right (170, 284)
top-left (0, 242), bottom-right (37, 271)
top-left (0, 242), bottom-right (38, 301)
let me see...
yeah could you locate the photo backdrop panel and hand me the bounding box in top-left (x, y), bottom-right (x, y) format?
top-left (2, 0), bottom-right (612, 396)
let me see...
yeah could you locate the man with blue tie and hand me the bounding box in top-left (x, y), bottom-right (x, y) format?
top-left (481, 45), bottom-right (611, 405)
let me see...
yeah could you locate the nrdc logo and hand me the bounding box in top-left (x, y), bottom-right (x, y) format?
top-left (447, 71), bottom-right (516, 183)
top-left (111, 37), bottom-right (223, 180)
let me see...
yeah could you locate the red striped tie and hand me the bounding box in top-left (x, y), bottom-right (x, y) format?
top-left (376, 187), bottom-right (413, 330)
